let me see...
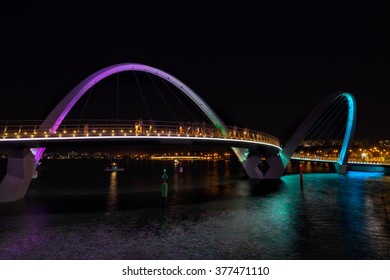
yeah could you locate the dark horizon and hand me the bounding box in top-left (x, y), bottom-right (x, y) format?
top-left (0, 2), bottom-right (388, 141)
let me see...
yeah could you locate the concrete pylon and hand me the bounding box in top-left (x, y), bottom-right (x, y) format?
top-left (241, 154), bottom-right (286, 179)
top-left (335, 163), bottom-right (348, 174)
top-left (0, 149), bottom-right (37, 203)
top-left (241, 155), bottom-right (264, 179)
top-left (263, 155), bottom-right (285, 179)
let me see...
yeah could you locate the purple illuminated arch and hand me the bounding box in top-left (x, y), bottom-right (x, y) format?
top-left (32, 63), bottom-right (247, 161)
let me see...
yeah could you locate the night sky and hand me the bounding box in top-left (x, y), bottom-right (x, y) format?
top-left (0, 2), bottom-right (388, 142)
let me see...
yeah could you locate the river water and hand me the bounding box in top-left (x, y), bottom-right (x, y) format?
top-left (0, 159), bottom-right (389, 259)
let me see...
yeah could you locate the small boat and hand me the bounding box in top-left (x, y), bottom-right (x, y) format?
top-left (104, 162), bottom-right (124, 172)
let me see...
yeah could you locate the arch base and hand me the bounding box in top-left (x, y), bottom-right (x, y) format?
top-left (334, 163), bottom-right (348, 174)
top-left (241, 155), bottom-right (284, 179)
top-left (0, 149), bottom-right (37, 203)
top-left (241, 155), bottom-right (264, 179)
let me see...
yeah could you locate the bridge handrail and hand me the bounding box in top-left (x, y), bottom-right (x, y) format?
top-left (0, 119), bottom-right (280, 147)
top-left (291, 154), bottom-right (390, 165)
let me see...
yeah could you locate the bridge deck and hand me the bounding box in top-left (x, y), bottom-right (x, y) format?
top-left (0, 120), bottom-right (281, 153)
top-left (291, 156), bottom-right (390, 166)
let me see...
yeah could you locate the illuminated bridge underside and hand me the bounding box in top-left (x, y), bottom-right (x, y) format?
top-left (0, 137), bottom-right (280, 152)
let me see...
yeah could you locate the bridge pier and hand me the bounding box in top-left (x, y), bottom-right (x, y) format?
top-left (335, 163), bottom-right (348, 174)
top-left (262, 155), bottom-right (285, 179)
top-left (0, 149), bottom-right (37, 203)
top-left (241, 155), bottom-right (285, 179)
top-left (241, 155), bottom-right (264, 179)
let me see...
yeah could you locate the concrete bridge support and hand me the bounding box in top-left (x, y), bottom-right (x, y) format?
top-left (241, 155), bottom-right (264, 179)
top-left (335, 163), bottom-right (348, 174)
top-left (0, 149), bottom-right (36, 203)
top-left (241, 155), bottom-right (285, 179)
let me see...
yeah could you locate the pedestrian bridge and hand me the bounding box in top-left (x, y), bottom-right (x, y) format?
top-left (0, 62), bottom-right (373, 203)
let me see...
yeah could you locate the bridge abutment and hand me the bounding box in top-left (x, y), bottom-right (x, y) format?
top-left (0, 149), bottom-right (37, 203)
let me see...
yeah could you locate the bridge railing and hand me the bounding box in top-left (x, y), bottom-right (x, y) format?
top-left (291, 154), bottom-right (338, 162)
top-left (291, 153), bottom-right (390, 165)
top-left (0, 119), bottom-right (280, 147)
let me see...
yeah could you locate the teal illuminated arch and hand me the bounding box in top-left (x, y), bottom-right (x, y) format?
top-left (337, 93), bottom-right (356, 166)
top-left (280, 92), bottom-right (356, 168)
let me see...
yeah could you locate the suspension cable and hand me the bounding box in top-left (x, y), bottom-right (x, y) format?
top-left (330, 105), bottom-right (349, 138)
top-left (133, 70), bottom-right (152, 119)
top-left (333, 112), bottom-right (348, 142)
top-left (146, 73), bottom-right (178, 121)
top-left (116, 73), bottom-right (120, 121)
top-left (307, 104), bottom-right (344, 141)
top-left (308, 97), bottom-right (347, 141)
top-left (78, 84), bottom-right (95, 125)
top-left (315, 105), bottom-right (348, 142)
top-left (159, 77), bottom-right (197, 121)
top-left (297, 96), bottom-right (345, 154)
top-left (305, 95), bottom-right (344, 138)
top-left (305, 96), bottom-right (346, 139)
top-left (321, 109), bottom-right (348, 159)
top-left (178, 86), bottom-right (212, 123)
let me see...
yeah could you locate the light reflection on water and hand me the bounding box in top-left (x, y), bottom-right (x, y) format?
top-left (107, 171), bottom-right (118, 213)
top-left (0, 159), bottom-right (389, 259)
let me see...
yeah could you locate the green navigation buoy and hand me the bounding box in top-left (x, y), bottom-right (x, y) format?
top-left (162, 169), bottom-right (168, 182)
top-left (161, 169), bottom-right (168, 197)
